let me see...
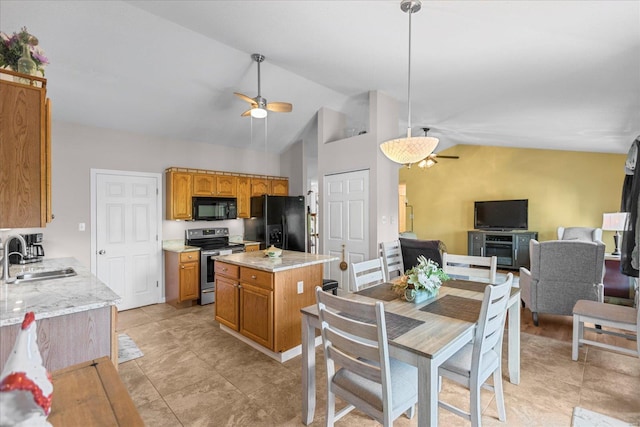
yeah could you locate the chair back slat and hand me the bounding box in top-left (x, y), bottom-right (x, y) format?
top-left (380, 240), bottom-right (405, 280)
top-left (474, 274), bottom-right (513, 361)
top-left (327, 345), bottom-right (383, 383)
top-left (321, 309), bottom-right (380, 342)
top-left (351, 258), bottom-right (387, 291)
top-left (443, 253), bottom-right (498, 283)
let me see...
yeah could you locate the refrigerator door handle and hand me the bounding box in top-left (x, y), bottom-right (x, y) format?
top-left (283, 216), bottom-right (288, 249)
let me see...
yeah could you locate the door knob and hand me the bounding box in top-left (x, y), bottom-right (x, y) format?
top-left (98, 250), bottom-right (106, 255)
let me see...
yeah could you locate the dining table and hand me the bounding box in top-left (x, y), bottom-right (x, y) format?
top-left (300, 277), bottom-right (521, 427)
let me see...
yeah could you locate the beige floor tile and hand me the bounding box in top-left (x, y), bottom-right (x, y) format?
top-left (585, 346), bottom-right (640, 377)
top-left (118, 359), bottom-right (162, 407)
top-left (136, 397), bottom-right (182, 427)
top-left (117, 307), bottom-right (154, 331)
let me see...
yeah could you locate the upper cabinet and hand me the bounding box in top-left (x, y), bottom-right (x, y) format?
top-left (270, 179), bottom-right (289, 196)
top-left (250, 178), bottom-right (270, 197)
top-left (0, 70), bottom-right (52, 228)
top-left (166, 171), bottom-right (192, 220)
top-left (165, 167), bottom-right (288, 220)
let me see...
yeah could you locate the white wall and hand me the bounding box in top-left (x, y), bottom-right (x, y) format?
top-left (317, 90), bottom-right (400, 258)
top-left (1, 120), bottom-right (280, 268)
top-left (279, 140), bottom-right (304, 196)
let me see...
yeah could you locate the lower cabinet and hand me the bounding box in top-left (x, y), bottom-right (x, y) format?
top-left (165, 250), bottom-right (200, 305)
top-left (215, 261), bottom-right (321, 353)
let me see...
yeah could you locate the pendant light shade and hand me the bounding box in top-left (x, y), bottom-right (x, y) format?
top-left (380, 0), bottom-right (438, 165)
top-left (380, 130), bottom-right (439, 165)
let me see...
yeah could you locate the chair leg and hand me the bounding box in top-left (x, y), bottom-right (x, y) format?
top-left (405, 405), bottom-right (416, 419)
top-left (532, 312), bottom-right (539, 327)
top-left (572, 314), bottom-right (581, 361)
top-left (493, 368), bottom-right (506, 421)
top-left (470, 379), bottom-right (482, 427)
top-left (326, 389), bottom-right (335, 426)
top-left (521, 298), bottom-right (525, 308)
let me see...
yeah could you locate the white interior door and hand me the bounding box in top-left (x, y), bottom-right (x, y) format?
top-left (92, 170), bottom-right (162, 311)
top-left (323, 170), bottom-right (369, 292)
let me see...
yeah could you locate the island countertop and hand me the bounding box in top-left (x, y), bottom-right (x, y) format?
top-left (214, 250), bottom-right (338, 272)
top-left (0, 257), bottom-right (121, 327)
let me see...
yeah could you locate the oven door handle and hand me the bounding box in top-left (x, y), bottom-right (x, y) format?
top-left (202, 289), bottom-right (215, 294)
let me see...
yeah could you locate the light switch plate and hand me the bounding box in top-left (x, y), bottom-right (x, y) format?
top-left (297, 281), bottom-right (304, 294)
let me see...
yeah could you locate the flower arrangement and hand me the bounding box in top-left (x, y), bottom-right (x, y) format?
top-left (0, 27), bottom-right (49, 75)
top-left (392, 255), bottom-right (450, 301)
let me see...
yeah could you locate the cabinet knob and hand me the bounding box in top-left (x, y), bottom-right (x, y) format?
top-left (188, 255), bottom-right (192, 259)
top-left (181, 265), bottom-right (185, 269)
top-left (251, 275), bottom-right (257, 279)
top-left (223, 268), bottom-right (227, 272)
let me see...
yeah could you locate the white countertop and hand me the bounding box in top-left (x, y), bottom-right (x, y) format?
top-left (162, 240), bottom-right (200, 253)
top-left (0, 257), bottom-right (121, 327)
top-left (214, 250), bottom-right (338, 272)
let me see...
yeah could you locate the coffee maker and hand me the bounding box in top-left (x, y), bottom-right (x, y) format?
top-left (8, 233), bottom-right (45, 264)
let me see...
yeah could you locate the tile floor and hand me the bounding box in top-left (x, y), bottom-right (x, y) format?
top-left (117, 303), bottom-right (640, 426)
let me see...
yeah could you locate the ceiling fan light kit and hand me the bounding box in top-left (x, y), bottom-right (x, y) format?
top-left (235, 53), bottom-right (292, 119)
top-left (380, 0), bottom-right (439, 166)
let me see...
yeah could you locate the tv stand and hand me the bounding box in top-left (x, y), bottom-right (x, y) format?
top-left (468, 230), bottom-right (538, 270)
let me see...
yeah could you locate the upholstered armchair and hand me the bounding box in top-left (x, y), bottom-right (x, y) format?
top-left (557, 226), bottom-right (603, 242)
top-left (520, 239), bottom-right (605, 326)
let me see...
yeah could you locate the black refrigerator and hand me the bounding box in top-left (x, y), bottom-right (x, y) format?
top-left (244, 195), bottom-right (306, 252)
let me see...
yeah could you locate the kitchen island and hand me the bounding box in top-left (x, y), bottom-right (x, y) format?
top-left (214, 250), bottom-right (337, 362)
top-left (0, 257), bottom-right (121, 372)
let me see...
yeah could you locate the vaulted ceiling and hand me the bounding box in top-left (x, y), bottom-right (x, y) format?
top-left (2, 1), bottom-right (638, 155)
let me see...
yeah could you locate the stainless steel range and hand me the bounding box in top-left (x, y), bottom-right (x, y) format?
top-left (185, 228), bottom-right (245, 305)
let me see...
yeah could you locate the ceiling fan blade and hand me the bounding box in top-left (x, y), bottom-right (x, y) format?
top-left (234, 92), bottom-right (256, 104)
top-left (266, 102), bottom-right (292, 113)
top-left (241, 109), bottom-right (253, 117)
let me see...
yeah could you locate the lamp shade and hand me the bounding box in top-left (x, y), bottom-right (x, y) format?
top-left (380, 136), bottom-right (439, 164)
top-left (602, 212), bottom-right (628, 231)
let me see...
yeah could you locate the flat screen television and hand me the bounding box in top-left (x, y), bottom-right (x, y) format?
top-left (474, 199), bottom-right (528, 231)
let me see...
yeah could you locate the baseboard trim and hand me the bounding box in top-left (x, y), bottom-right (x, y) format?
top-left (219, 325), bottom-right (322, 363)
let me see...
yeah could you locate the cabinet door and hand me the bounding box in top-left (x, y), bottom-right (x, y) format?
top-left (250, 178), bottom-right (270, 197)
top-left (515, 234), bottom-right (532, 269)
top-left (167, 172), bottom-right (192, 220)
top-left (215, 276), bottom-right (240, 330)
top-left (45, 98), bottom-right (53, 223)
top-left (216, 176), bottom-right (237, 197)
top-left (193, 174), bottom-right (216, 196)
top-left (245, 243), bottom-right (260, 252)
top-left (468, 232), bottom-right (484, 256)
top-left (269, 179), bottom-right (288, 196)
top-left (236, 177), bottom-right (251, 218)
top-left (240, 283), bottom-right (273, 350)
top-left (0, 79), bottom-right (47, 228)
top-left (179, 261), bottom-right (199, 302)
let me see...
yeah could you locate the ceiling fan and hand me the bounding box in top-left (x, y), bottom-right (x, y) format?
top-left (234, 53), bottom-right (293, 119)
top-left (417, 128), bottom-right (459, 168)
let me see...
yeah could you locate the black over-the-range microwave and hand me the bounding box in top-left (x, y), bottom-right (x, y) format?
top-left (192, 197), bottom-right (237, 221)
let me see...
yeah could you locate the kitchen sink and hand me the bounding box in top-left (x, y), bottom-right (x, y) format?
top-left (14, 268), bottom-right (77, 283)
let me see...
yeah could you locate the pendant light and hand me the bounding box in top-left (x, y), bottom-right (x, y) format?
top-left (380, 0), bottom-right (438, 165)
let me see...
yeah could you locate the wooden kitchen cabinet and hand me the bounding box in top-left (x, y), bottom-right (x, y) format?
top-left (192, 173), bottom-right (216, 196)
top-left (215, 276), bottom-right (240, 329)
top-left (236, 176), bottom-right (251, 218)
top-left (216, 175), bottom-right (237, 197)
top-left (244, 243), bottom-right (260, 252)
top-left (164, 250), bottom-right (199, 306)
top-left (240, 283), bottom-right (273, 349)
top-left (250, 178), bottom-right (270, 197)
top-left (0, 70), bottom-right (52, 228)
top-left (166, 171), bottom-right (192, 220)
top-left (269, 179), bottom-right (289, 196)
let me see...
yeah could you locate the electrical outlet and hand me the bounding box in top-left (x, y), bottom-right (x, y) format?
top-left (297, 281), bottom-right (304, 294)
top-left (78, 223), bottom-right (86, 231)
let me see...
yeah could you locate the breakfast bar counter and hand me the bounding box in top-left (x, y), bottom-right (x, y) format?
top-left (214, 250), bottom-right (337, 361)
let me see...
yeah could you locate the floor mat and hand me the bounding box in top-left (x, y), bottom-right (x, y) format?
top-left (118, 333), bottom-right (143, 364)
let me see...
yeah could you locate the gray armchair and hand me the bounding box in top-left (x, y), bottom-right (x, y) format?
top-left (520, 239), bottom-right (605, 326)
top-left (557, 226), bottom-right (603, 242)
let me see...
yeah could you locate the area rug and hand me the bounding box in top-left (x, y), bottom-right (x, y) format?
top-left (572, 407), bottom-right (633, 427)
top-left (118, 333), bottom-right (143, 364)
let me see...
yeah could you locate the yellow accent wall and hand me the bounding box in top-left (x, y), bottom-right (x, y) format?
top-left (399, 145), bottom-right (627, 255)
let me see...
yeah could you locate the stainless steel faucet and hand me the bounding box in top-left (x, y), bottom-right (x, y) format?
top-left (2, 235), bottom-right (27, 283)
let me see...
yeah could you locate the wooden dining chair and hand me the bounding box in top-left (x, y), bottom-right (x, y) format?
top-left (438, 273), bottom-right (514, 427)
top-left (442, 253), bottom-right (498, 284)
top-left (315, 287), bottom-right (417, 426)
top-left (380, 240), bottom-right (404, 280)
top-left (351, 257), bottom-right (387, 291)
top-left (572, 297), bottom-right (639, 360)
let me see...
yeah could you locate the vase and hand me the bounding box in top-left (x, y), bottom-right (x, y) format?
top-left (15, 44), bottom-right (37, 85)
top-left (404, 288), bottom-right (438, 304)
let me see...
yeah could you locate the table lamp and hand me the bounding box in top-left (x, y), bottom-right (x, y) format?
top-left (602, 212), bottom-right (629, 256)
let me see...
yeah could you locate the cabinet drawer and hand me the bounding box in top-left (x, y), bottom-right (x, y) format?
top-left (180, 251), bottom-right (198, 263)
top-left (240, 267), bottom-right (273, 290)
top-left (215, 262), bottom-right (239, 279)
